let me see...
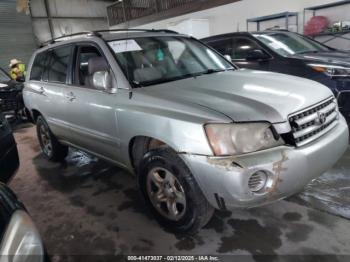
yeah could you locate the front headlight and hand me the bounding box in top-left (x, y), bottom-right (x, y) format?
top-left (205, 123), bottom-right (284, 156)
top-left (308, 64), bottom-right (350, 78)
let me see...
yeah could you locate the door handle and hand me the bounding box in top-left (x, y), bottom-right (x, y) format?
top-left (38, 87), bottom-right (45, 95)
top-left (65, 92), bottom-right (76, 101)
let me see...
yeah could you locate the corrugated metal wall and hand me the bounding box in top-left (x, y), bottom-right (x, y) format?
top-left (30, 0), bottom-right (110, 44)
top-left (0, 0), bottom-right (36, 70)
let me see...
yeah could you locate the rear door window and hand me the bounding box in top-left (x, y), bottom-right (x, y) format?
top-left (47, 45), bottom-right (73, 84)
top-left (30, 51), bottom-right (48, 81)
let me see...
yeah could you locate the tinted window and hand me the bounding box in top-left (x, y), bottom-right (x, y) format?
top-left (207, 38), bottom-right (232, 56)
top-left (30, 51), bottom-right (48, 81)
top-left (47, 46), bottom-right (73, 84)
top-left (0, 69), bottom-right (10, 82)
top-left (231, 37), bottom-right (260, 59)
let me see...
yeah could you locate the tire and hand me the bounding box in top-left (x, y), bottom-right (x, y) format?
top-left (36, 116), bottom-right (68, 161)
top-left (138, 148), bottom-right (214, 235)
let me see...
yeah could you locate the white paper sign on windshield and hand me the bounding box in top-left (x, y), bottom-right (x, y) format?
top-left (109, 40), bottom-right (142, 53)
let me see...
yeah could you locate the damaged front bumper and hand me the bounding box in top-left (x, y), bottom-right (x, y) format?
top-left (180, 115), bottom-right (349, 210)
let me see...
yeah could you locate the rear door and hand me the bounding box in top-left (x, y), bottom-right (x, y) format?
top-left (42, 45), bottom-right (74, 139)
top-left (26, 45), bottom-right (74, 140)
top-left (0, 113), bottom-right (19, 183)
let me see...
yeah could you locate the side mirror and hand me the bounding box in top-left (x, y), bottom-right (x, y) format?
top-left (246, 49), bottom-right (270, 61)
top-left (93, 71), bottom-right (113, 91)
top-left (224, 55), bottom-right (232, 62)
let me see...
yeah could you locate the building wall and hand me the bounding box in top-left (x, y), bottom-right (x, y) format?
top-left (30, 0), bottom-right (112, 44)
top-left (111, 0), bottom-right (350, 49)
top-left (0, 0), bottom-right (36, 69)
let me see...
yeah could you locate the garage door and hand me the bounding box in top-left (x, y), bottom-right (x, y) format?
top-left (0, 0), bottom-right (36, 70)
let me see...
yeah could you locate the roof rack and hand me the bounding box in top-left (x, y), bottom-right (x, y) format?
top-left (41, 29), bottom-right (179, 47)
top-left (41, 31), bottom-right (99, 47)
top-left (265, 28), bottom-right (290, 32)
top-left (94, 29), bottom-right (179, 34)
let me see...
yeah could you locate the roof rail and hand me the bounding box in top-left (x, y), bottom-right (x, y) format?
top-left (41, 31), bottom-right (100, 47)
top-left (40, 29), bottom-right (179, 47)
top-left (265, 27), bottom-right (290, 32)
top-left (94, 29), bottom-right (179, 34)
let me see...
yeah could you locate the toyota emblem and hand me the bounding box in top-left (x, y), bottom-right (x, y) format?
top-left (317, 112), bottom-right (327, 125)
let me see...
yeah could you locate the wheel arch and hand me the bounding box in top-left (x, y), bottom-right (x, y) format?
top-left (128, 136), bottom-right (175, 171)
top-left (31, 109), bottom-right (42, 123)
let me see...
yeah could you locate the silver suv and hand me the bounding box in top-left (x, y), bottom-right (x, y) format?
top-left (24, 30), bottom-right (349, 234)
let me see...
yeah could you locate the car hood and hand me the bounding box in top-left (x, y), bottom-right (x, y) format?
top-left (0, 80), bottom-right (23, 92)
top-left (292, 50), bottom-right (350, 66)
top-left (137, 70), bottom-right (333, 123)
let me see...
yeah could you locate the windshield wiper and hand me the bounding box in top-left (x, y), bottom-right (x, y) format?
top-left (296, 50), bottom-right (320, 55)
top-left (193, 68), bottom-right (234, 77)
top-left (132, 68), bottom-right (235, 87)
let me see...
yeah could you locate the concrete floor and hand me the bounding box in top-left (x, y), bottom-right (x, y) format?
top-left (9, 124), bottom-right (350, 260)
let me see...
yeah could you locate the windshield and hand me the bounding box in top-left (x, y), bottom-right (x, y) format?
top-left (0, 69), bottom-right (10, 82)
top-left (108, 36), bottom-right (234, 87)
top-left (253, 32), bottom-right (330, 57)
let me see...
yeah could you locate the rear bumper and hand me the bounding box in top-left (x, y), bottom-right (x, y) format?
top-left (180, 115), bottom-right (349, 210)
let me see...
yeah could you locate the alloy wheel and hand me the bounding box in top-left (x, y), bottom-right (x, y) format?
top-left (39, 124), bottom-right (52, 157)
top-left (146, 167), bottom-right (187, 221)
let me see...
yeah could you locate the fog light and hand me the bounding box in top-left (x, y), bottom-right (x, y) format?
top-left (248, 171), bottom-right (268, 193)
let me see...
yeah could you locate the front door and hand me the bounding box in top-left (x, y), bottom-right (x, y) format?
top-left (63, 44), bottom-right (120, 161)
top-left (229, 36), bottom-right (271, 71)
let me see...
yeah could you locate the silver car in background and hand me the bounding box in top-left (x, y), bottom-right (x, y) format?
top-left (23, 30), bottom-right (349, 234)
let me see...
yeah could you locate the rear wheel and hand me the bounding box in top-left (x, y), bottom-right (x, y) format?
top-left (138, 148), bottom-right (214, 235)
top-left (36, 116), bottom-right (68, 161)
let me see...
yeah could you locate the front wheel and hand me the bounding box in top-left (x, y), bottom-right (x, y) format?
top-left (36, 116), bottom-right (68, 161)
top-left (138, 148), bottom-right (214, 235)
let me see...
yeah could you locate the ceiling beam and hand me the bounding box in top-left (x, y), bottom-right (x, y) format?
top-left (31, 16), bottom-right (107, 20)
top-left (109, 0), bottom-right (242, 27)
top-left (43, 0), bottom-right (54, 39)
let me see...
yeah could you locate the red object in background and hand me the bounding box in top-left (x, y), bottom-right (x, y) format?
top-left (304, 16), bottom-right (330, 36)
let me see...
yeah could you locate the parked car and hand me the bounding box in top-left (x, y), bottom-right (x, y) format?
top-left (202, 30), bottom-right (350, 120)
top-left (0, 183), bottom-right (46, 262)
top-left (0, 68), bottom-right (25, 119)
top-left (23, 30), bottom-right (349, 234)
top-left (0, 112), bottom-right (19, 183)
top-left (0, 113), bottom-right (46, 261)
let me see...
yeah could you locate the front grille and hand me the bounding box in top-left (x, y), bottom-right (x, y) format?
top-left (289, 97), bottom-right (339, 147)
top-left (0, 91), bottom-right (20, 112)
top-left (0, 98), bottom-right (18, 112)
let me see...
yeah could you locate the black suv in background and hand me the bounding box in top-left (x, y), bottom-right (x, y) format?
top-left (0, 68), bottom-right (25, 118)
top-left (0, 113), bottom-right (19, 183)
top-left (202, 31), bottom-right (350, 119)
top-left (0, 113), bottom-right (47, 260)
